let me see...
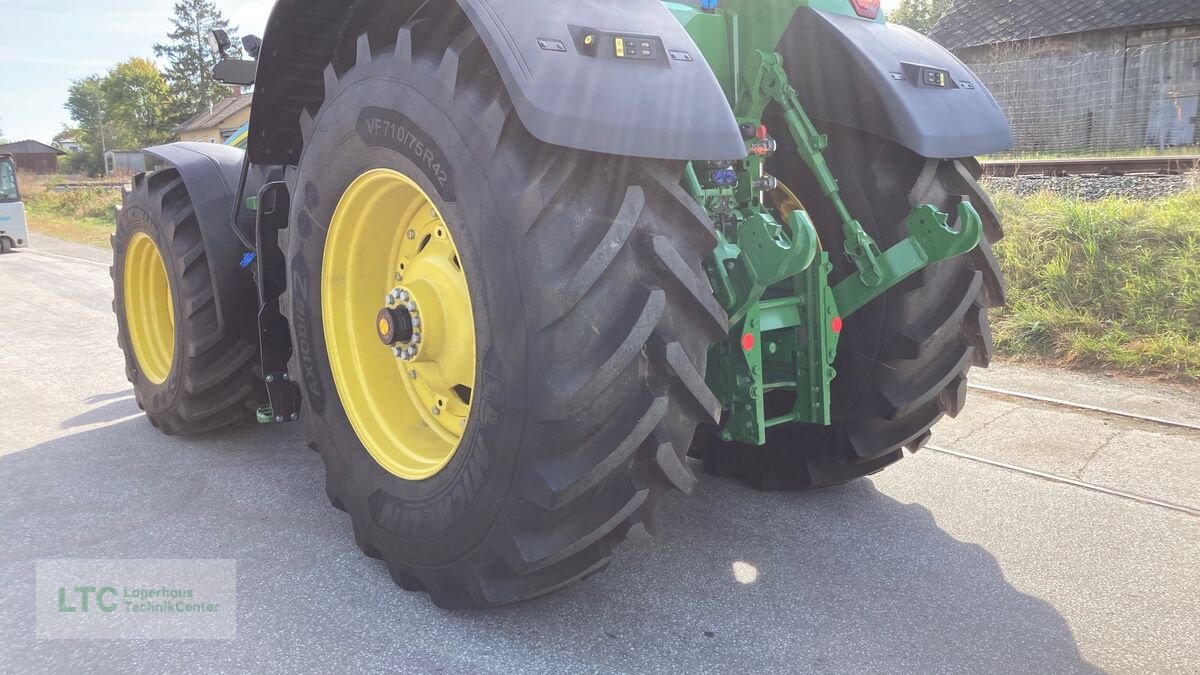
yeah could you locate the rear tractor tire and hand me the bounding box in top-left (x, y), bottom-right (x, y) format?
top-left (287, 17), bottom-right (726, 608)
top-left (692, 125), bottom-right (1006, 490)
top-left (112, 170), bottom-right (263, 435)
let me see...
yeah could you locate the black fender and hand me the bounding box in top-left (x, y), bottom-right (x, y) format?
top-left (247, 0), bottom-right (746, 165)
top-left (143, 142), bottom-right (254, 333)
top-left (454, 0), bottom-right (744, 160)
top-left (780, 9), bottom-right (1013, 159)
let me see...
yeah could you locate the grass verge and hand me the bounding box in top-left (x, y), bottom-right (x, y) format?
top-left (989, 188), bottom-right (1200, 379)
top-left (20, 174), bottom-right (122, 249)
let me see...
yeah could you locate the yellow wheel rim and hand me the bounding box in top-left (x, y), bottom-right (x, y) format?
top-left (124, 232), bottom-right (175, 384)
top-left (323, 169), bottom-right (477, 481)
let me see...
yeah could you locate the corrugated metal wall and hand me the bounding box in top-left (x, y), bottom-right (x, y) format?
top-left (963, 31), bottom-right (1200, 156)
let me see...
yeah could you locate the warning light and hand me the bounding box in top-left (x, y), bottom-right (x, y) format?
top-left (849, 0), bottom-right (880, 20)
top-left (831, 317), bottom-right (844, 334)
top-left (741, 333), bottom-right (756, 352)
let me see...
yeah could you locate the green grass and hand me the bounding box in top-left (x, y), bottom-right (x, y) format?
top-left (989, 188), bottom-right (1200, 379)
top-left (21, 174), bottom-right (121, 248)
top-left (982, 146), bottom-right (1200, 162)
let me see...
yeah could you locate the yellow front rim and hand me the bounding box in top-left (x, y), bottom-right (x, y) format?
top-left (323, 169), bottom-right (477, 481)
top-left (124, 232), bottom-right (175, 384)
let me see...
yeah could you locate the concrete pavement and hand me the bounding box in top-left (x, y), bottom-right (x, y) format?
top-left (0, 242), bottom-right (1196, 673)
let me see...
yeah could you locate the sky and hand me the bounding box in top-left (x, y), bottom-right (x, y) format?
top-left (0, 0), bottom-right (275, 144)
top-left (0, 0), bottom-right (903, 145)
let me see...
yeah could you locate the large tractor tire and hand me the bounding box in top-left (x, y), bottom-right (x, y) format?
top-left (692, 124), bottom-right (1005, 490)
top-left (287, 14), bottom-right (726, 608)
top-left (112, 170), bottom-right (263, 435)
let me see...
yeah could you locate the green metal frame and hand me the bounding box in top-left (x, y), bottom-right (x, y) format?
top-left (670, 1), bottom-right (983, 444)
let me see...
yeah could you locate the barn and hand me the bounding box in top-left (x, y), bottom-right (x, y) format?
top-left (0, 140), bottom-right (66, 174)
top-left (932, 1), bottom-right (1200, 154)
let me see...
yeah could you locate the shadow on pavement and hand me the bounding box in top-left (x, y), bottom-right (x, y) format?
top-left (85, 389), bottom-right (135, 406)
top-left (0, 416), bottom-right (1099, 673)
top-left (60, 397), bottom-right (137, 429)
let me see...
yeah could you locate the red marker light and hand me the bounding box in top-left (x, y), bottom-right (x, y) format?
top-left (849, 0), bottom-right (881, 20)
top-left (831, 317), bottom-right (844, 334)
top-left (756, 125), bottom-right (768, 141)
top-left (741, 333), bottom-right (756, 352)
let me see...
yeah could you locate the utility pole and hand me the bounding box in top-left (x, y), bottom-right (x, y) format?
top-left (94, 90), bottom-right (108, 175)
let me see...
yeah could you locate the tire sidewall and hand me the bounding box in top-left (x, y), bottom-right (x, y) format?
top-left (114, 188), bottom-right (185, 415)
top-left (288, 68), bottom-right (528, 566)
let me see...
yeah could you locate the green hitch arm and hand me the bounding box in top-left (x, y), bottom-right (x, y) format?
top-left (833, 201), bottom-right (984, 316)
top-left (741, 51), bottom-right (885, 288)
top-left (723, 208), bottom-right (820, 325)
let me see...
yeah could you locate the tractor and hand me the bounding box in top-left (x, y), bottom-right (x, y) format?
top-left (112, 0), bottom-right (1010, 608)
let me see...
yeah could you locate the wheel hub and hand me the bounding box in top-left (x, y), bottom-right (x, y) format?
top-left (376, 303), bottom-right (416, 347)
top-left (322, 169), bottom-right (476, 481)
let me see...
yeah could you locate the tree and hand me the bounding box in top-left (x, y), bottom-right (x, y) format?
top-left (890, 0), bottom-right (955, 36)
top-left (103, 58), bottom-right (174, 148)
top-left (154, 0), bottom-right (241, 123)
top-left (64, 60), bottom-right (175, 175)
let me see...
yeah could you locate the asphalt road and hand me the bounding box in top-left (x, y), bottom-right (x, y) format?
top-left (1, 243), bottom-right (1197, 673)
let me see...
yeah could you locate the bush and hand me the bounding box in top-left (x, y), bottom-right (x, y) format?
top-left (24, 184), bottom-right (122, 224)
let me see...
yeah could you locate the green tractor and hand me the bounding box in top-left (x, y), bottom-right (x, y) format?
top-left (113, 0), bottom-right (1009, 607)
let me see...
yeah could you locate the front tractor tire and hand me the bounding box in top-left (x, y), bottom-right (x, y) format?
top-left (112, 170), bottom-right (263, 435)
top-left (693, 125), bottom-right (1006, 490)
top-left (289, 20), bottom-right (726, 608)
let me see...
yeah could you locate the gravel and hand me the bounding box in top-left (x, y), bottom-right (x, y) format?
top-left (982, 173), bottom-right (1200, 200)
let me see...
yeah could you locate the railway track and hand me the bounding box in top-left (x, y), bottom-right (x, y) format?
top-left (981, 155), bottom-right (1200, 177)
top-left (929, 381), bottom-right (1200, 518)
top-left (967, 383), bottom-right (1200, 433)
top-left (928, 445), bottom-right (1200, 517)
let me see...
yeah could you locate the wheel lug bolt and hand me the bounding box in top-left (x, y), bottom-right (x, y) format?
top-left (412, 316), bottom-right (421, 328)
top-left (406, 302), bottom-right (416, 312)
top-left (412, 332), bottom-right (421, 343)
top-left (431, 406), bottom-right (440, 416)
top-left (398, 290), bottom-right (409, 302)
top-left (407, 230), bottom-right (416, 240)
top-left (393, 347), bottom-right (405, 358)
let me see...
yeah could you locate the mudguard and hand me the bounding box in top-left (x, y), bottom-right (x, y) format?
top-left (455, 0), bottom-right (745, 160)
top-left (780, 8), bottom-right (1013, 159)
top-left (143, 142), bottom-right (253, 332)
top-left (248, 0), bottom-right (746, 165)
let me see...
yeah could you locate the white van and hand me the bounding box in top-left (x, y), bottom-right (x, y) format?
top-left (0, 154), bottom-right (29, 253)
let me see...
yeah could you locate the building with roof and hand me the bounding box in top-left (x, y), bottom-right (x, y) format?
top-left (932, 1), bottom-right (1200, 60)
top-left (932, 1), bottom-right (1200, 154)
top-left (0, 140), bottom-right (66, 174)
top-left (174, 93), bottom-right (254, 144)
